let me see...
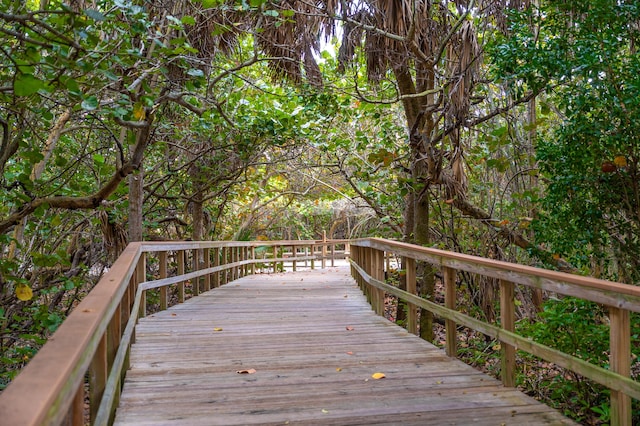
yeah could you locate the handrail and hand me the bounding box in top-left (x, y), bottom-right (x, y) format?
top-left (349, 238), bottom-right (640, 426)
top-left (0, 239), bottom-right (344, 426)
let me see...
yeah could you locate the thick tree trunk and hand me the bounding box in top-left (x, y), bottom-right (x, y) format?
top-left (128, 170), bottom-right (144, 242)
top-left (394, 63), bottom-right (437, 342)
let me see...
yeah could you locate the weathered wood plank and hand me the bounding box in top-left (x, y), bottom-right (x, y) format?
top-left (114, 267), bottom-right (575, 425)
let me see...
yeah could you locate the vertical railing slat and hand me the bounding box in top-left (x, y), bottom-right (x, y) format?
top-left (443, 266), bottom-right (457, 357)
top-left (610, 306), bottom-right (631, 426)
top-left (177, 250), bottom-right (185, 302)
top-left (500, 279), bottom-right (516, 387)
top-left (372, 248), bottom-right (385, 316)
top-left (405, 257), bottom-right (418, 335)
top-left (159, 251), bottom-right (167, 310)
top-left (89, 333), bottom-right (107, 423)
top-left (203, 248), bottom-right (211, 291)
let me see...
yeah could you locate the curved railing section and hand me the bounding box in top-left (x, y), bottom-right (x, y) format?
top-left (349, 238), bottom-right (640, 426)
top-left (0, 239), bottom-right (347, 426)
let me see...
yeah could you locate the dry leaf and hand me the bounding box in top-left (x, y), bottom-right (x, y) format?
top-left (336, 367), bottom-right (342, 372)
top-left (346, 351), bottom-right (353, 355)
top-left (321, 409), bottom-right (329, 414)
top-left (171, 313), bottom-right (177, 316)
top-left (345, 326), bottom-right (354, 331)
top-left (236, 368), bottom-right (256, 374)
top-left (214, 328), bottom-right (223, 332)
top-left (371, 372), bottom-right (386, 380)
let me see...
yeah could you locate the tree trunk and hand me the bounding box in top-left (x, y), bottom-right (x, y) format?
top-left (128, 169), bottom-right (144, 242)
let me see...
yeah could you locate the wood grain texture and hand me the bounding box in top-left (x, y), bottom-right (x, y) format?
top-left (114, 267), bottom-right (575, 425)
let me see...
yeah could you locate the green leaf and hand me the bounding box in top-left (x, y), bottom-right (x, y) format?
top-left (14, 74), bottom-right (44, 96)
top-left (81, 96), bottom-right (99, 111)
top-left (93, 153), bottom-right (106, 165)
top-left (65, 78), bottom-right (82, 96)
top-left (187, 68), bottom-right (204, 77)
top-left (181, 16), bottom-right (196, 25)
top-left (263, 10), bottom-right (279, 17)
top-left (85, 9), bottom-right (106, 21)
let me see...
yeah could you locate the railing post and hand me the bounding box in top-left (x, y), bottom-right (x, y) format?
top-left (330, 243), bottom-right (335, 267)
top-left (443, 267), bottom-right (457, 357)
top-left (221, 247), bottom-right (228, 285)
top-left (177, 250), bottom-right (185, 302)
top-left (372, 248), bottom-right (385, 316)
top-left (192, 249), bottom-right (200, 297)
top-left (89, 334), bottom-right (107, 423)
top-left (203, 248), bottom-right (211, 291)
top-left (405, 257), bottom-right (418, 335)
top-left (250, 246), bottom-right (255, 275)
top-left (310, 244), bottom-right (315, 270)
top-left (322, 231), bottom-right (327, 269)
top-left (213, 247), bottom-right (220, 288)
top-left (292, 245), bottom-right (297, 271)
top-left (67, 381), bottom-right (84, 426)
top-left (610, 306), bottom-right (631, 426)
top-left (243, 247), bottom-right (248, 276)
top-left (137, 253), bottom-right (146, 318)
top-left (269, 245), bottom-right (275, 273)
top-left (159, 251), bottom-right (168, 310)
top-left (500, 279), bottom-right (516, 387)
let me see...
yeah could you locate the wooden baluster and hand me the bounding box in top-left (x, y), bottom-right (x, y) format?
top-left (221, 247), bottom-right (228, 285)
top-left (405, 257), bottom-right (418, 335)
top-left (213, 247), bottom-right (220, 288)
top-left (444, 267), bottom-right (457, 357)
top-left (272, 245), bottom-right (278, 273)
top-left (69, 381), bottom-right (84, 426)
top-left (203, 248), bottom-right (211, 291)
top-left (193, 249), bottom-right (200, 297)
top-left (292, 245), bottom-right (297, 272)
top-left (250, 246), bottom-right (255, 275)
top-left (322, 231), bottom-right (327, 269)
top-left (330, 243), bottom-right (335, 267)
top-left (310, 245), bottom-right (315, 270)
top-left (610, 307), bottom-right (631, 426)
top-left (372, 248), bottom-right (385, 316)
top-left (89, 333), bottom-right (107, 423)
top-left (177, 250), bottom-right (185, 302)
top-left (364, 247), bottom-right (372, 304)
top-left (159, 251), bottom-right (167, 310)
top-left (500, 279), bottom-right (516, 387)
top-left (242, 247), bottom-right (247, 277)
top-left (138, 253), bottom-right (146, 318)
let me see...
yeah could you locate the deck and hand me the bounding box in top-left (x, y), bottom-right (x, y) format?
top-left (114, 265), bottom-right (574, 425)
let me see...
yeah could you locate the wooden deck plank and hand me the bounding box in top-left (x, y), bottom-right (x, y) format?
top-left (114, 267), bottom-right (575, 425)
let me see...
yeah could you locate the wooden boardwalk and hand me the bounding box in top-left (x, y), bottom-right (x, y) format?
top-left (114, 266), bottom-right (575, 425)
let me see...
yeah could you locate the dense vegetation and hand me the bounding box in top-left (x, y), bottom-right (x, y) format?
top-left (1, 0), bottom-right (639, 423)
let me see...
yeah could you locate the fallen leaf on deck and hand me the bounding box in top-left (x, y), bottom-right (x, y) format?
top-left (236, 368), bottom-right (256, 374)
top-left (371, 372), bottom-right (386, 380)
top-left (171, 313), bottom-right (177, 316)
top-left (336, 367), bottom-right (342, 372)
top-left (214, 328), bottom-right (223, 332)
top-left (321, 409), bottom-right (329, 414)
top-left (346, 351), bottom-right (353, 355)
top-left (345, 326), bottom-right (354, 331)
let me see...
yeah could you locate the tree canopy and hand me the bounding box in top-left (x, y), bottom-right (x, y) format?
top-left (1, 0), bottom-right (639, 422)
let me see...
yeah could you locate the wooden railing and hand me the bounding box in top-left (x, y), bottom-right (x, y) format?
top-left (349, 238), bottom-right (640, 426)
top-left (0, 239), bottom-right (345, 426)
top-left (5, 236), bottom-right (636, 425)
